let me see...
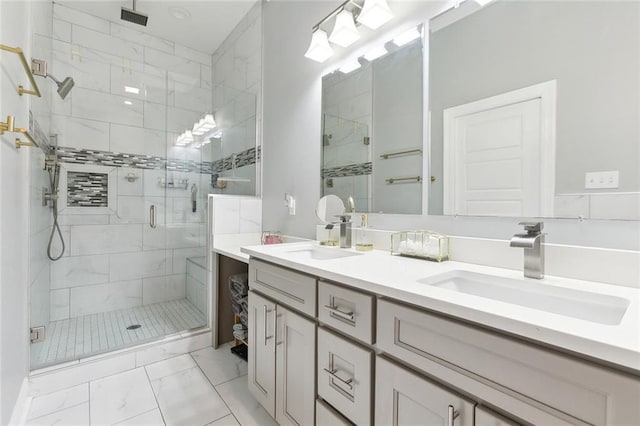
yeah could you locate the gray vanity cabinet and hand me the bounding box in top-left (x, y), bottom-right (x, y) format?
top-left (375, 356), bottom-right (475, 426)
top-left (275, 304), bottom-right (316, 426)
top-left (247, 291), bottom-right (276, 417)
top-left (248, 260), bottom-right (317, 425)
top-left (377, 299), bottom-right (640, 425)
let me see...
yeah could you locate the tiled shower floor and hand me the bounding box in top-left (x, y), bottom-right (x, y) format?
top-left (31, 299), bottom-right (206, 369)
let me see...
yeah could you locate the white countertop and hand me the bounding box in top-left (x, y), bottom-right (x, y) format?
top-left (242, 241), bottom-right (640, 373)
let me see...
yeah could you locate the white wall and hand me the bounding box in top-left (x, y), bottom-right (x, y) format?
top-left (0, 0), bottom-right (50, 421)
top-left (261, 0), bottom-right (640, 251)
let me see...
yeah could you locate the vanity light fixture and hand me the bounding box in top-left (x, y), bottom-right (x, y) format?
top-left (304, 0), bottom-right (393, 63)
top-left (124, 85), bottom-right (139, 94)
top-left (123, 100), bottom-right (133, 105)
top-left (392, 26), bottom-right (421, 47)
top-left (192, 113), bottom-right (216, 136)
top-left (339, 59), bottom-right (362, 74)
top-left (356, 0), bottom-right (393, 30)
top-left (175, 130), bottom-right (194, 146)
top-left (305, 29), bottom-right (334, 63)
top-left (363, 45), bottom-right (388, 61)
top-left (329, 9), bottom-right (360, 47)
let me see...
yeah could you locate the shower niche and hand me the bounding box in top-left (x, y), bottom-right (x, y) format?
top-left (57, 163), bottom-right (117, 214)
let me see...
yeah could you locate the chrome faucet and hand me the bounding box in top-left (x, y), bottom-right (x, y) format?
top-left (335, 214), bottom-right (352, 248)
top-left (510, 221), bottom-right (545, 279)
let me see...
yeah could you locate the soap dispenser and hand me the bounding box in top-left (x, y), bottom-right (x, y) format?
top-left (355, 214), bottom-right (373, 252)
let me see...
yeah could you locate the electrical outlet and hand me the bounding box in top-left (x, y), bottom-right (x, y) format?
top-left (585, 171), bottom-right (619, 189)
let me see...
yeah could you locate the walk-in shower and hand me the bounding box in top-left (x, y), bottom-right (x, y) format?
top-left (27, 0), bottom-right (261, 371)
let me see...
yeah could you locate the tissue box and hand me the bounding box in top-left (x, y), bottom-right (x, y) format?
top-left (390, 231), bottom-right (449, 262)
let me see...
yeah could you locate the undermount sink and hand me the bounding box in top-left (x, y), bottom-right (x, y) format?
top-left (419, 271), bottom-right (630, 325)
top-left (284, 245), bottom-right (363, 261)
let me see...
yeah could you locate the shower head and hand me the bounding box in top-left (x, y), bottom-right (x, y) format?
top-left (121, 0), bottom-right (148, 26)
top-left (47, 74), bottom-right (75, 100)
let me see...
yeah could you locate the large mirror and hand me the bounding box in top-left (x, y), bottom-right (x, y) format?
top-left (321, 36), bottom-right (423, 214)
top-left (428, 0), bottom-right (639, 220)
top-left (320, 0), bottom-right (639, 221)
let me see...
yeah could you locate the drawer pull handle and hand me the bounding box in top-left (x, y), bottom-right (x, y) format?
top-left (323, 368), bottom-right (353, 390)
top-left (323, 305), bottom-right (355, 321)
top-left (447, 405), bottom-right (459, 426)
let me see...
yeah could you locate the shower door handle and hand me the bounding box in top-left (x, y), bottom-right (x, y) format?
top-left (149, 205), bottom-right (157, 229)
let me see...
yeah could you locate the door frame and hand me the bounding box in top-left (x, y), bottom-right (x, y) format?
top-left (443, 80), bottom-right (556, 217)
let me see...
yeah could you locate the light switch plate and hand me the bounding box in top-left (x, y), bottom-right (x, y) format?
top-left (585, 171), bottom-right (619, 189)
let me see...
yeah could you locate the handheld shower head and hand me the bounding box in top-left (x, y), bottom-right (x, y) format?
top-left (47, 74), bottom-right (75, 99)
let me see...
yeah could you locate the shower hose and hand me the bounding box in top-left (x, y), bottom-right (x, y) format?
top-left (47, 164), bottom-right (65, 261)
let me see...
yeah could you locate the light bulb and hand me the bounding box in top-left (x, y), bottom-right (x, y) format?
top-left (304, 29), bottom-right (333, 63)
top-left (329, 10), bottom-right (360, 48)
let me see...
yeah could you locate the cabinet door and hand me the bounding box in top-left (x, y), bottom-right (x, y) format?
top-left (275, 305), bottom-right (316, 426)
top-left (375, 357), bottom-right (475, 426)
top-left (248, 291), bottom-right (276, 417)
top-left (475, 406), bottom-right (521, 426)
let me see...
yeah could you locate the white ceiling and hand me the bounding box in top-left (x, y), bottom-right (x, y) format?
top-left (56, 0), bottom-right (258, 54)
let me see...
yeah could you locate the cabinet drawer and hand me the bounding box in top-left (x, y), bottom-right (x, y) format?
top-left (316, 399), bottom-right (354, 426)
top-left (249, 259), bottom-right (316, 317)
top-left (375, 356), bottom-right (475, 426)
top-left (377, 299), bottom-right (640, 426)
top-left (318, 327), bottom-right (373, 425)
top-left (318, 280), bottom-right (374, 344)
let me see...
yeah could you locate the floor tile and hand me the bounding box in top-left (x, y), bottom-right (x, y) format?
top-left (29, 352), bottom-right (136, 397)
top-left (27, 383), bottom-right (88, 420)
top-left (215, 376), bottom-right (277, 426)
top-left (31, 299), bottom-right (206, 369)
top-left (206, 414), bottom-right (240, 426)
top-left (145, 354), bottom-right (196, 381)
top-left (25, 402), bottom-right (89, 426)
top-left (115, 408), bottom-right (165, 425)
top-left (191, 344), bottom-right (247, 386)
top-left (90, 368), bottom-right (158, 425)
top-left (150, 366), bottom-right (230, 425)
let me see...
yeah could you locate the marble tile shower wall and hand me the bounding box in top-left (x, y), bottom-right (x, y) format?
top-left (211, 1), bottom-right (262, 196)
top-left (46, 4), bottom-right (214, 321)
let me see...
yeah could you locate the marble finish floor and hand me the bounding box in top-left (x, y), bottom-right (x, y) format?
top-left (31, 299), bottom-right (206, 369)
top-left (25, 343), bottom-right (276, 426)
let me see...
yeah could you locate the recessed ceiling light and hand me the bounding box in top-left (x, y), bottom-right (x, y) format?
top-left (168, 6), bottom-right (191, 21)
top-left (124, 100), bottom-right (133, 105)
top-left (124, 85), bottom-right (139, 94)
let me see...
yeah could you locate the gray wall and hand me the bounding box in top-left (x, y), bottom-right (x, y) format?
top-left (262, 1), bottom-right (328, 238)
top-left (429, 0), bottom-right (640, 214)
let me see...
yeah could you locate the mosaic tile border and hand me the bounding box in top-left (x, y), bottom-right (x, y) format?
top-left (322, 162), bottom-right (372, 178)
top-left (67, 171), bottom-right (109, 207)
top-left (56, 146), bottom-right (260, 174)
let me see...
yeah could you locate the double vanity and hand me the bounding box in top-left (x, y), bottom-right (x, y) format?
top-left (240, 241), bottom-right (640, 426)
